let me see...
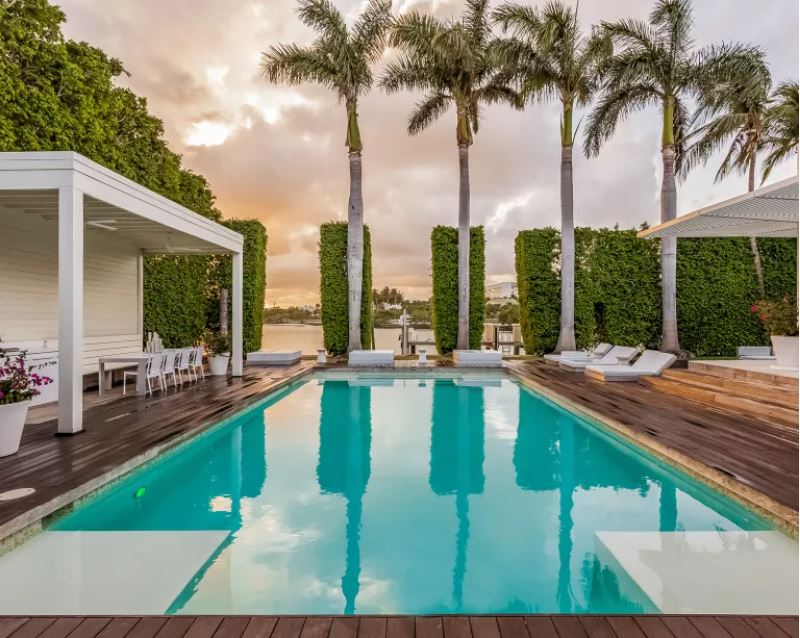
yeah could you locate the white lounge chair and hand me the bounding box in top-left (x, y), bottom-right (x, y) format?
top-left (559, 346), bottom-right (638, 371)
top-left (736, 346), bottom-right (775, 360)
top-left (453, 349), bottom-right (502, 368)
top-left (348, 349), bottom-right (395, 367)
top-left (585, 350), bottom-right (676, 382)
top-left (247, 351), bottom-right (302, 366)
top-left (161, 349), bottom-right (179, 388)
top-left (544, 342), bottom-right (612, 364)
top-left (176, 348), bottom-right (192, 384)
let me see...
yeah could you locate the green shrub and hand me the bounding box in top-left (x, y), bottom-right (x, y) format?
top-left (586, 227), bottom-right (661, 348)
top-left (319, 222), bottom-right (373, 354)
top-left (759, 238), bottom-right (798, 301)
top-left (515, 229), bottom-right (560, 354)
top-left (676, 238), bottom-right (766, 356)
top-left (431, 226), bottom-right (486, 353)
top-left (206, 220), bottom-right (268, 353)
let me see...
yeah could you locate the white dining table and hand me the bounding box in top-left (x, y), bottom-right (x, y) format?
top-left (98, 353), bottom-right (150, 396)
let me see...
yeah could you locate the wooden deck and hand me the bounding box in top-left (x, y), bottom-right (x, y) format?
top-left (0, 363), bottom-right (314, 538)
top-left (0, 615), bottom-right (796, 638)
top-left (507, 361), bottom-right (798, 519)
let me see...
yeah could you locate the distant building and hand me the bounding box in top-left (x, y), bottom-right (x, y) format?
top-left (486, 281), bottom-right (518, 301)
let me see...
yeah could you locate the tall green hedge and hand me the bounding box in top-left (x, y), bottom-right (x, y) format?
top-left (319, 222), bottom-right (373, 354)
top-left (206, 220), bottom-right (268, 353)
top-left (515, 229), bottom-right (560, 354)
top-left (515, 228), bottom-right (797, 357)
top-left (431, 226), bottom-right (486, 353)
top-left (143, 219), bottom-right (267, 351)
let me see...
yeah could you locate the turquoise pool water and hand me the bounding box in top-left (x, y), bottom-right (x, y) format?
top-left (52, 374), bottom-right (771, 614)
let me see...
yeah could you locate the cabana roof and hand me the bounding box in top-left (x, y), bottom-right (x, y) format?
top-left (638, 176), bottom-right (798, 239)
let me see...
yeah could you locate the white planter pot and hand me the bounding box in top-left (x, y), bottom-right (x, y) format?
top-left (0, 401), bottom-right (30, 457)
top-left (771, 336), bottom-right (799, 369)
top-left (209, 354), bottom-right (230, 376)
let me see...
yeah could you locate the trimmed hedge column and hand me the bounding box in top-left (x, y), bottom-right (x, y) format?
top-left (431, 226), bottom-right (485, 354)
top-left (515, 229), bottom-right (560, 354)
top-left (206, 219), bottom-right (268, 353)
top-left (319, 222), bottom-right (373, 355)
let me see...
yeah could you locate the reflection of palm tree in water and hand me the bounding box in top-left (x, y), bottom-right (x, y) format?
top-left (317, 381), bottom-right (372, 614)
top-left (556, 416), bottom-right (575, 612)
top-left (430, 381), bottom-right (485, 610)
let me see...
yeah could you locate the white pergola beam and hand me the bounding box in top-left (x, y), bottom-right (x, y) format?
top-left (57, 187), bottom-right (84, 435)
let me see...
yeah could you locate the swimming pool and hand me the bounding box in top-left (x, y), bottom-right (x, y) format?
top-left (0, 372), bottom-right (796, 615)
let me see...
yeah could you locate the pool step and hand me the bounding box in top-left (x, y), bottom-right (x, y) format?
top-left (641, 373), bottom-right (798, 430)
top-left (661, 369), bottom-right (798, 409)
top-left (687, 360), bottom-right (799, 390)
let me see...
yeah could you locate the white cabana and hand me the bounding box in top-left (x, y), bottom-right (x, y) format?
top-left (638, 177), bottom-right (798, 239)
top-left (0, 152), bottom-right (244, 435)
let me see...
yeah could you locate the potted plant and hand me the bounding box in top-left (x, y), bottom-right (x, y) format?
top-left (204, 330), bottom-right (231, 376)
top-left (0, 348), bottom-right (52, 457)
top-left (751, 296), bottom-right (799, 369)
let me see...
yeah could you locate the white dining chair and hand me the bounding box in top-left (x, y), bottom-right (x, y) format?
top-left (176, 348), bottom-right (192, 384)
top-left (161, 349), bottom-right (179, 388)
top-left (190, 346), bottom-right (205, 380)
top-left (124, 352), bottom-right (164, 396)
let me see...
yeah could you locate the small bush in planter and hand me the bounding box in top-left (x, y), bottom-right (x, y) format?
top-left (751, 296), bottom-right (799, 336)
top-left (1, 348), bottom-right (53, 405)
top-left (203, 330), bottom-right (231, 356)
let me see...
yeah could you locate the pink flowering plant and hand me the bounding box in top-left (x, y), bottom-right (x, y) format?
top-left (751, 296), bottom-right (799, 337)
top-left (0, 348), bottom-right (53, 406)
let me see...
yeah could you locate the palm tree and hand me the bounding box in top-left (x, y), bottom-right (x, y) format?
top-left (381, 0), bottom-right (519, 351)
top-left (762, 81), bottom-right (799, 182)
top-left (262, 0), bottom-right (392, 353)
top-left (493, 1), bottom-right (609, 353)
top-left (681, 56), bottom-right (770, 296)
top-left (584, 0), bottom-right (764, 353)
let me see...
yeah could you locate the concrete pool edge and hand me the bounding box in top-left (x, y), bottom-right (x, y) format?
top-left (0, 365), bottom-right (316, 554)
top-left (505, 366), bottom-right (799, 538)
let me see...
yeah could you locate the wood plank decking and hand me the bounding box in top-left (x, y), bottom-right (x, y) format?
top-left (506, 361), bottom-right (798, 517)
top-left (0, 616), bottom-right (796, 638)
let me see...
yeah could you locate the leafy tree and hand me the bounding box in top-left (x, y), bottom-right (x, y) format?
top-left (382, 0), bottom-right (519, 350)
top-left (762, 81), bottom-right (799, 182)
top-left (584, 0), bottom-right (764, 353)
top-left (263, 0), bottom-right (392, 353)
top-left (681, 54), bottom-right (771, 296)
top-left (493, 0), bottom-right (609, 352)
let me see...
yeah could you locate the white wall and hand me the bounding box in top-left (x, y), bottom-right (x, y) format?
top-left (0, 212), bottom-right (141, 358)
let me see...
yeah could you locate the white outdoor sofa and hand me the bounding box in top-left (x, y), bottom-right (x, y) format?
top-left (559, 345), bottom-right (638, 371)
top-left (247, 351), bottom-right (302, 366)
top-left (453, 349), bottom-right (503, 368)
top-left (544, 342), bottom-right (612, 365)
top-left (584, 350), bottom-right (677, 382)
top-left (348, 349), bottom-right (395, 367)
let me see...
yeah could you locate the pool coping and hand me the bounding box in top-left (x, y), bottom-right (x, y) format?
top-left (2, 363), bottom-right (796, 554)
top-left (505, 366), bottom-right (799, 538)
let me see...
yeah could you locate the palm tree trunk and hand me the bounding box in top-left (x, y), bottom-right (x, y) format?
top-left (660, 145), bottom-right (680, 353)
top-left (456, 144), bottom-right (471, 351)
top-left (555, 144), bottom-right (576, 353)
top-left (347, 151), bottom-right (364, 353)
top-left (748, 154), bottom-right (766, 298)
top-left (660, 97), bottom-right (680, 354)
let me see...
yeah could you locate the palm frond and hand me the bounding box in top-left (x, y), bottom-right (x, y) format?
top-left (297, 0), bottom-right (348, 47)
top-left (492, 2), bottom-right (540, 38)
top-left (380, 54), bottom-right (433, 94)
top-left (650, 0), bottom-right (693, 58)
top-left (761, 80), bottom-right (799, 182)
top-left (352, 0), bottom-right (393, 64)
top-left (408, 92), bottom-right (452, 135)
top-left (464, 0), bottom-right (492, 46)
top-left (584, 83), bottom-right (660, 156)
top-left (261, 43), bottom-right (338, 89)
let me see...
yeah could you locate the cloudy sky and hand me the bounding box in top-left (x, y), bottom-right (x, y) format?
top-left (57, 0), bottom-right (798, 305)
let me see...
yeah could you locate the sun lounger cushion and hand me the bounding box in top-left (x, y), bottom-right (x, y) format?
top-left (453, 349), bottom-right (503, 368)
top-left (247, 351), bottom-right (302, 366)
top-left (348, 349), bottom-right (395, 367)
top-left (585, 350), bottom-right (676, 382)
top-left (544, 343), bottom-right (613, 364)
top-left (737, 346), bottom-right (775, 360)
top-left (560, 346), bottom-right (637, 371)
